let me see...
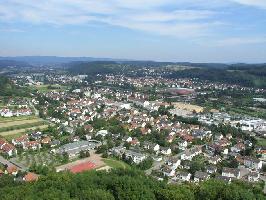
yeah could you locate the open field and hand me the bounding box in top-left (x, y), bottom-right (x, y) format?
top-left (103, 158), bottom-right (130, 169)
top-left (0, 124), bottom-right (49, 137)
top-left (0, 118), bottom-right (43, 128)
top-left (256, 137), bottom-right (266, 147)
top-left (0, 116), bottom-right (48, 138)
top-left (30, 84), bottom-right (69, 93)
top-left (0, 121), bottom-right (45, 132)
top-left (0, 115), bottom-right (37, 122)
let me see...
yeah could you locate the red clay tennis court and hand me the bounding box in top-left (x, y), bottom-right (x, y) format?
top-left (69, 161), bottom-right (96, 173)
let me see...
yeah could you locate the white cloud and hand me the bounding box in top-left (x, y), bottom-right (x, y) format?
top-left (0, 0), bottom-right (265, 41)
top-left (230, 0), bottom-right (266, 9)
top-left (0, 0), bottom-right (221, 38)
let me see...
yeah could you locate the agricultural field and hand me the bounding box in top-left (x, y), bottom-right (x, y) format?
top-left (0, 115), bottom-right (37, 122)
top-left (0, 124), bottom-right (49, 137)
top-left (0, 116), bottom-right (49, 139)
top-left (0, 118), bottom-right (42, 129)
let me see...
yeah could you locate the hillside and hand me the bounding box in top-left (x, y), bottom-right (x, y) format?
top-left (0, 76), bottom-right (30, 97)
top-left (166, 66), bottom-right (266, 89)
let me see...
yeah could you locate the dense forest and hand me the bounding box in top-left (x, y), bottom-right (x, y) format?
top-left (0, 169), bottom-right (264, 200)
top-left (166, 67), bottom-right (266, 88)
top-left (67, 61), bottom-right (123, 75)
top-left (0, 76), bottom-right (30, 97)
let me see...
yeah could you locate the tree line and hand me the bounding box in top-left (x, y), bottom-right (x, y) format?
top-left (0, 169), bottom-right (264, 200)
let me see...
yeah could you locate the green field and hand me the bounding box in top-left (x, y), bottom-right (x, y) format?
top-left (256, 137), bottom-right (266, 147)
top-left (0, 115), bottom-right (37, 122)
top-left (30, 84), bottom-right (68, 93)
top-left (3, 132), bottom-right (25, 142)
top-left (103, 158), bottom-right (130, 169)
top-left (0, 116), bottom-right (49, 138)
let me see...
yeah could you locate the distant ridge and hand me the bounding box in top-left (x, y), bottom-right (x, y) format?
top-left (0, 56), bottom-right (265, 67)
top-left (0, 56), bottom-right (128, 65)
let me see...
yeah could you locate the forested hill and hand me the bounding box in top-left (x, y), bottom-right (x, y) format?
top-left (67, 61), bottom-right (122, 75)
top-left (167, 65), bottom-right (266, 89)
top-left (0, 60), bottom-right (30, 69)
top-left (67, 61), bottom-right (266, 88)
top-left (0, 76), bottom-right (29, 97)
top-left (0, 169), bottom-right (264, 200)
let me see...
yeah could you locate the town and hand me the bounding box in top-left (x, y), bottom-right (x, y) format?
top-left (0, 63), bottom-right (265, 196)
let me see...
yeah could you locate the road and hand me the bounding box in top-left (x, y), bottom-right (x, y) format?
top-left (0, 155), bottom-right (26, 171)
top-left (29, 101), bottom-right (39, 117)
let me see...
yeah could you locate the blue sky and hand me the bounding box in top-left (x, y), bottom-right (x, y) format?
top-left (0, 0), bottom-right (266, 63)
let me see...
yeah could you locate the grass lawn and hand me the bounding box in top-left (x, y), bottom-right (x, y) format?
top-left (102, 158), bottom-right (130, 170)
top-left (0, 124), bottom-right (49, 137)
top-left (0, 115), bottom-right (37, 122)
top-left (3, 132), bottom-right (25, 142)
top-left (256, 137), bottom-right (266, 147)
top-left (0, 118), bottom-right (43, 128)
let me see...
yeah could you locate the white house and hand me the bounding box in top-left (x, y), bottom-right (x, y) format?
top-left (161, 147), bottom-right (172, 155)
top-left (194, 171), bottom-right (210, 182)
top-left (162, 166), bottom-right (175, 177)
top-left (96, 130), bottom-right (109, 137)
top-left (244, 157), bottom-right (262, 171)
top-left (181, 146), bottom-right (202, 161)
top-left (222, 167), bottom-right (240, 179)
top-left (178, 172), bottom-right (191, 182)
top-left (248, 172), bottom-right (260, 182)
top-left (125, 150), bottom-right (147, 164)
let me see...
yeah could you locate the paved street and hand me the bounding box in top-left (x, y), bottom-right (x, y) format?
top-left (0, 155), bottom-right (26, 171)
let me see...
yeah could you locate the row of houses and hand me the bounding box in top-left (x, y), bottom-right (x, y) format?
top-left (0, 108), bottom-right (32, 117)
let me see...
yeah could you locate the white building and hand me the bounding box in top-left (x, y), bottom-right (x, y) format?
top-left (244, 157), bottom-right (262, 171)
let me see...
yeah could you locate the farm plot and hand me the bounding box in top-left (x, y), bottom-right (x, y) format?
top-left (0, 116), bottom-right (49, 138)
top-left (0, 124), bottom-right (49, 137)
top-left (0, 118), bottom-right (42, 128)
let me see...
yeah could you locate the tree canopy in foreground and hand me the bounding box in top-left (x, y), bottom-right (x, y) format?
top-left (0, 169), bottom-right (264, 200)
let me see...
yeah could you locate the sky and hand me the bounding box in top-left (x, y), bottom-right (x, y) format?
top-left (0, 0), bottom-right (266, 63)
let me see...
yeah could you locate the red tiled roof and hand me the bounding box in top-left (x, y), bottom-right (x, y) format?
top-left (24, 172), bottom-right (38, 182)
top-left (69, 162), bottom-right (96, 174)
top-left (2, 143), bottom-right (15, 152)
top-left (7, 166), bottom-right (17, 174)
top-left (0, 138), bottom-right (7, 146)
top-left (14, 135), bottom-right (29, 142)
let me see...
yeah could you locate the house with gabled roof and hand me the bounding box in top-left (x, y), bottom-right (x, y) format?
top-left (194, 171), bottom-right (210, 182)
top-left (244, 156), bottom-right (262, 171)
top-left (222, 167), bottom-right (240, 179)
